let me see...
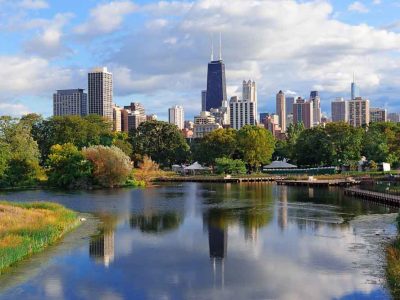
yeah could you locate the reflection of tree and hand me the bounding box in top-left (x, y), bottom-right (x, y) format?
top-left (129, 213), bottom-right (183, 234)
top-left (89, 214), bottom-right (118, 268)
top-left (203, 209), bottom-right (228, 260)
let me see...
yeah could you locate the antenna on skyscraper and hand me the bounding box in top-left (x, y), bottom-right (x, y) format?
top-left (353, 72), bottom-right (355, 83)
top-left (219, 32), bottom-right (222, 60)
top-left (211, 34), bottom-right (214, 61)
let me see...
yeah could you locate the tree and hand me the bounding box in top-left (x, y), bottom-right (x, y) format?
top-left (83, 145), bottom-right (132, 188)
top-left (112, 132), bottom-right (133, 157)
top-left (215, 157), bottom-right (246, 175)
top-left (295, 126), bottom-right (333, 167)
top-left (129, 121), bottom-right (189, 167)
top-left (134, 156), bottom-right (161, 183)
top-left (236, 126), bottom-right (275, 170)
top-left (274, 123), bottom-right (305, 163)
top-left (325, 122), bottom-right (363, 166)
top-left (192, 128), bottom-right (237, 166)
top-left (46, 143), bottom-right (92, 188)
top-left (0, 142), bottom-right (10, 178)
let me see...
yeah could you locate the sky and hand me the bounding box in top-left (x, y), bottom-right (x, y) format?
top-left (1, 0), bottom-right (400, 120)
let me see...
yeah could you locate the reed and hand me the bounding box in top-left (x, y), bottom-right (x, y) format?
top-left (0, 201), bottom-right (79, 273)
top-left (386, 211), bottom-right (400, 298)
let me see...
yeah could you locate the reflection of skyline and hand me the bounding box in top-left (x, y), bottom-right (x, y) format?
top-left (278, 185), bottom-right (288, 231)
top-left (89, 229), bottom-right (115, 268)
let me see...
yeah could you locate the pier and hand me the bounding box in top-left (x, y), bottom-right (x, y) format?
top-left (156, 176), bottom-right (281, 183)
top-left (344, 187), bottom-right (400, 206)
top-left (276, 179), bottom-right (359, 187)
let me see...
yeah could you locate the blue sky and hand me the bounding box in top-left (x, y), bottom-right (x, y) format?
top-left (1, 0), bottom-right (400, 120)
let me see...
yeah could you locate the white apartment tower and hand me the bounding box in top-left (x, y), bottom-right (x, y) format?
top-left (348, 97), bottom-right (370, 127)
top-left (88, 67), bottom-right (113, 121)
top-left (169, 105), bottom-right (185, 129)
top-left (242, 80), bottom-right (258, 123)
top-left (276, 90), bottom-right (286, 132)
top-left (229, 96), bottom-right (256, 130)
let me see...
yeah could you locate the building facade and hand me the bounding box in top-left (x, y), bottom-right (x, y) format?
top-left (205, 60), bottom-right (227, 111)
top-left (53, 89), bottom-right (87, 117)
top-left (201, 90), bottom-right (207, 112)
top-left (276, 90), bottom-right (286, 132)
top-left (193, 111), bottom-right (221, 138)
top-left (293, 97), bottom-right (313, 129)
top-left (229, 96), bottom-right (257, 130)
top-left (388, 113), bottom-right (400, 123)
top-left (88, 67), bottom-right (113, 120)
top-left (348, 97), bottom-right (370, 127)
top-left (370, 107), bottom-right (387, 123)
top-left (331, 97), bottom-right (348, 122)
top-left (112, 105), bottom-right (123, 132)
top-left (310, 91), bottom-right (321, 125)
top-left (169, 105), bottom-right (185, 129)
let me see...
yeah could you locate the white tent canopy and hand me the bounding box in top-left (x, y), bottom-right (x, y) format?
top-left (264, 160), bottom-right (297, 169)
top-left (184, 162), bottom-right (207, 170)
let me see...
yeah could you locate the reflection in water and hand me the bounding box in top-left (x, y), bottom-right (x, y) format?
top-left (277, 185), bottom-right (288, 230)
top-left (89, 229), bottom-right (115, 267)
top-left (129, 213), bottom-right (182, 234)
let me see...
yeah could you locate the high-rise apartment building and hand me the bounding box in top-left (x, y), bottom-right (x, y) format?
top-left (169, 105), bottom-right (184, 129)
top-left (229, 96), bottom-right (257, 130)
top-left (293, 97), bottom-right (313, 129)
top-left (331, 97), bottom-right (348, 122)
top-left (193, 111), bottom-right (221, 138)
top-left (276, 90), bottom-right (286, 132)
top-left (310, 91), bottom-right (321, 125)
top-left (388, 113), bottom-right (400, 123)
top-left (127, 111), bottom-right (147, 130)
top-left (370, 107), bottom-right (387, 123)
top-left (348, 97), bottom-right (370, 127)
top-left (285, 97), bottom-right (295, 115)
top-left (53, 89), bottom-right (87, 117)
top-left (112, 105), bottom-right (123, 132)
top-left (88, 67), bottom-right (113, 120)
top-left (205, 39), bottom-right (227, 111)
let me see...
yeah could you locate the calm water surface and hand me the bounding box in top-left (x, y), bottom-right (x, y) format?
top-left (0, 183), bottom-right (396, 300)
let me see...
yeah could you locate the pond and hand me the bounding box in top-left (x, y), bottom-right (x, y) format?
top-left (0, 183), bottom-right (397, 300)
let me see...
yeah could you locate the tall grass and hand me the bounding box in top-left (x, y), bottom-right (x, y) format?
top-left (0, 201), bottom-right (79, 273)
top-left (387, 211), bottom-right (400, 298)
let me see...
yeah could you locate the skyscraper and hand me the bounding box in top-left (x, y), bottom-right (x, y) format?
top-left (276, 90), bottom-right (286, 132)
top-left (293, 97), bottom-right (313, 129)
top-left (201, 90), bottom-right (207, 112)
top-left (168, 105), bottom-right (184, 129)
top-left (310, 91), bottom-right (321, 125)
top-left (88, 67), bottom-right (113, 120)
top-left (53, 89), bottom-right (87, 117)
top-left (351, 74), bottom-right (360, 100)
top-left (348, 97), bottom-right (370, 127)
top-left (331, 97), bottom-right (348, 122)
top-left (229, 96), bottom-right (256, 130)
top-left (285, 96), bottom-right (295, 115)
top-left (205, 36), bottom-right (227, 111)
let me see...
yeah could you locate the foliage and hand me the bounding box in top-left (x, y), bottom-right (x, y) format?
top-left (192, 128), bottom-right (237, 166)
top-left (112, 132), bottom-right (133, 157)
top-left (46, 143), bottom-right (92, 189)
top-left (236, 126), bottom-right (275, 170)
top-left (129, 121), bottom-right (190, 167)
top-left (215, 157), bottom-right (246, 175)
top-left (0, 201), bottom-right (79, 273)
top-left (83, 145), bottom-right (132, 188)
top-left (133, 156), bottom-right (161, 184)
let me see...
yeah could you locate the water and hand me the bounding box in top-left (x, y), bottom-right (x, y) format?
top-left (0, 183), bottom-right (396, 300)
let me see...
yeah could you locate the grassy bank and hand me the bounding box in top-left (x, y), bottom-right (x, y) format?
top-left (386, 213), bottom-right (400, 298)
top-left (0, 202), bottom-right (80, 273)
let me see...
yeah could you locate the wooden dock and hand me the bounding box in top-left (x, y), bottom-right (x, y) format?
top-left (276, 179), bottom-right (359, 187)
top-left (344, 187), bottom-right (400, 206)
top-left (156, 176), bottom-right (281, 183)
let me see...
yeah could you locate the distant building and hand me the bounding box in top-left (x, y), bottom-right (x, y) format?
top-left (201, 90), bottom-right (207, 112)
top-left (146, 114), bottom-right (157, 121)
top-left (370, 107), bottom-right (387, 123)
top-left (112, 105), bottom-right (123, 132)
top-left (184, 120), bottom-right (194, 130)
top-left (259, 113), bottom-right (269, 123)
top-left (388, 112), bottom-right (400, 123)
top-left (348, 97), bottom-right (370, 127)
top-left (285, 96), bottom-right (295, 115)
top-left (53, 89), bottom-right (87, 117)
top-left (276, 90), bottom-right (286, 132)
top-left (182, 128), bottom-right (193, 138)
top-left (124, 102), bottom-right (145, 114)
top-left (205, 46), bottom-right (227, 110)
top-left (168, 105), bottom-right (184, 129)
top-left (243, 80), bottom-right (257, 102)
top-left (128, 111), bottom-right (147, 130)
top-left (310, 91), bottom-right (321, 125)
top-left (263, 114), bottom-right (284, 139)
top-left (193, 111), bottom-right (221, 138)
top-left (331, 97), bottom-right (348, 122)
top-left (88, 67), bottom-right (113, 120)
top-left (293, 97), bottom-right (313, 128)
top-left (229, 96), bottom-right (257, 130)
top-left (286, 113), bottom-right (293, 128)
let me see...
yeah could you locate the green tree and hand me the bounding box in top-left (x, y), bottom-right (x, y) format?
top-left (215, 157), bottom-right (246, 175)
top-left (274, 122), bottom-right (305, 163)
top-left (295, 126), bottom-right (333, 167)
top-left (0, 142), bottom-right (11, 178)
top-left (112, 132), bottom-right (133, 157)
top-left (237, 125), bottom-right (275, 171)
top-left (129, 121), bottom-right (190, 167)
top-left (192, 128), bottom-right (237, 166)
top-left (46, 143), bottom-right (92, 188)
top-left (83, 145), bottom-right (132, 188)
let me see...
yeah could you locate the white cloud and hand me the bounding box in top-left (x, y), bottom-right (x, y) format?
top-left (348, 1), bottom-right (369, 13)
top-left (74, 1), bottom-right (137, 36)
top-left (372, 0), bottom-right (381, 4)
top-left (19, 0), bottom-right (49, 9)
top-left (0, 103), bottom-right (30, 116)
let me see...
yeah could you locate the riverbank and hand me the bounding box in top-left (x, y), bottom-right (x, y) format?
top-left (0, 202), bottom-right (80, 273)
top-left (386, 213), bottom-right (400, 299)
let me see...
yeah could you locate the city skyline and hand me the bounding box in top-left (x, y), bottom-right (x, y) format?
top-left (1, 0), bottom-right (400, 120)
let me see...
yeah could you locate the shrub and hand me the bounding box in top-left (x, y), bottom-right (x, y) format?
top-left (133, 156), bottom-right (161, 184)
top-left (215, 157), bottom-right (247, 175)
top-left (83, 145), bottom-right (132, 188)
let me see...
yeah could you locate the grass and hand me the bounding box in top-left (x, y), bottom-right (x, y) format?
top-left (0, 201), bottom-right (80, 273)
top-left (386, 212), bottom-right (400, 298)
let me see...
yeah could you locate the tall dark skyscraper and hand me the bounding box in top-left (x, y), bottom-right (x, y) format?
top-left (205, 36), bottom-right (227, 111)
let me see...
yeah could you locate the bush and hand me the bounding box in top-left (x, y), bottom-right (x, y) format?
top-left (83, 145), bottom-right (132, 188)
top-left (133, 156), bottom-right (161, 184)
top-left (215, 157), bottom-right (246, 175)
